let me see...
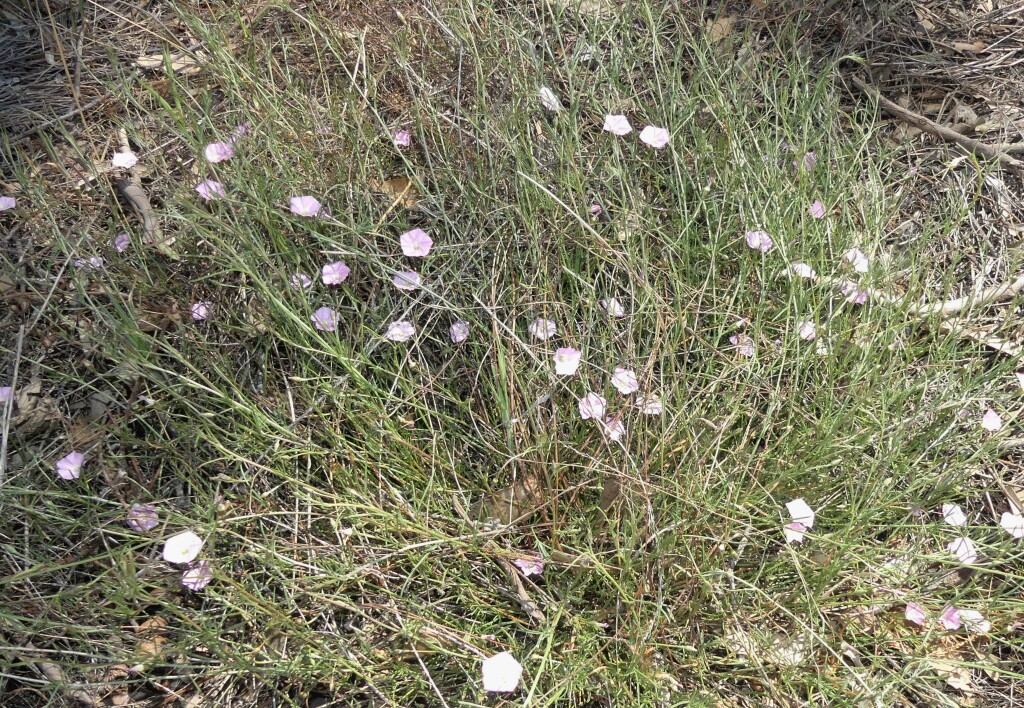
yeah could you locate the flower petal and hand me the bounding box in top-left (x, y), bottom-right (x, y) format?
top-left (528, 318), bottom-right (556, 341)
top-left (393, 271), bottom-right (422, 291)
top-left (601, 297), bottom-right (625, 317)
top-left (481, 651), bottom-right (523, 692)
top-left (745, 230), bottom-right (773, 252)
top-left (602, 114), bottom-right (632, 136)
top-left (786, 498), bottom-right (815, 528)
top-left (321, 261), bottom-right (351, 285)
top-left (384, 320), bottom-right (415, 342)
top-left (111, 151), bottom-right (138, 169)
top-left (639, 125), bottom-right (670, 149)
top-left (55, 451), bottom-right (85, 480)
top-left (610, 367), bottom-right (639, 394)
top-left (947, 537), bottom-right (978, 564)
top-left (1000, 511), bottom-right (1024, 538)
top-left (204, 141), bottom-right (235, 163)
top-left (190, 301), bottom-right (213, 321)
top-left (0, 196), bottom-right (16, 211)
top-left (941, 503), bottom-right (968, 527)
top-left (939, 606), bottom-right (961, 630)
top-left (450, 320), bottom-right (470, 343)
top-left (399, 228), bottom-right (433, 257)
top-left (289, 196), bottom-right (322, 217)
top-left (809, 200), bottom-right (826, 219)
top-left (783, 522), bottom-right (806, 544)
top-left (195, 180), bottom-right (225, 201)
top-left (181, 560), bottom-right (214, 591)
top-left (311, 306), bottom-right (339, 332)
top-left (904, 602), bottom-right (927, 626)
top-left (393, 129), bottom-right (411, 147)
top-left (578, 392), bottom-right (606, 420)
top-left (553, 347), bottom-right (582, 376)
top-left (162, 531), bottom-right (204, 564)
top-left (127, 504), bottom-right (160, 532)
top-left (538, 86), bottom-right (563, 112)
top-left (982, 409), bottom-right (1002, 432)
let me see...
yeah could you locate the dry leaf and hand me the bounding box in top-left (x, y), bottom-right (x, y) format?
top-left (952, 41), bottom-right (986, 53)
top-left (548, 0), bottom-right (616, 19)
top-left (368, 176), bottom-right (420, 210)
top-left (474, 473), bottom-right (541, 525)
top-left (135, 51), bottom-right (202, 74)
top-left (135, 616), bottom-right (169, 664)
top-left (706, 14), bottom-right (737, 44)
top-left (14, 377), bottom-right (62, 434)
top-left (929, 658), bottom-right (974, 692)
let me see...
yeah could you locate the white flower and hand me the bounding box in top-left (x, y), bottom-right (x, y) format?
top-left (610, 367), bottom-right (639, 395)
top-left (578, 392), bottom-right (606, 420)
top-left (797, 320), bottom-right (817, 341)
top-left (601, 297), bottom-right (626, 318)
top-left (384, 320), bottom-right (415, 342)
top-left (1000, 511), bottom-right (1024, 538)
top-left (635, 395), bottom-right (663, 415)
top-left (785, 498), bottom-right (815, 528)
top-left (783, 522), bottom-right (806, 544)
top-left (528, 318), bottom-right (556, 341)
top-left (481, 652), bottom-right (523, 692)
top-left (553, 347), bottom-right (582, 376)
top-left (538, 86), bottom-right (563, 111)
top-left (959, 609), bottom-right (991, 635)
top-left (941, 503), bottom-right (967, 527)
top-left (162, 531), bottom-right (204, 564)
top-left (843, 248), bottom-right (869, 273)
top-left (789, 262), bottom-right (817, 279)
top-left (947, 537), bottom-right (978, 564)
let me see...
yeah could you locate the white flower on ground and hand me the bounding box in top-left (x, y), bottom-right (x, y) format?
top-left (204, 142), bottom-right (234, 163)
top-left (745, 230), bottom-right (773, 253)
top-left (392, 271), bottom-right (422, 291)
top-left (578, 392), bottom-right (606, 420)
top-left (789, 263), bottom-right (817, 279)
top-left (528, 318), bottom-right (556, 341)
top-left (610, 367), bottom-right (639, 394)
top-left (55, 452), bottom-right (85, 480)
top-left (311, 307), bottom-right (340, 332)
top-left (796, 320), bottom-right (817, 341)
top-left (939, 606), bottom-right (961, 630)
top-left (289, 195), bottom-right (322, 217)
top-left (841, 282), bottom-right (868, 305)
top-left (449, 320), bottom-right (470, 344)
top-left (538, 86), bottom-right (563, 111)
top-left (601, 297), bottom-right (625, 318)
top-left (384, 320), bottom-right (415, 342)
top-left (513, 557), bottom-right (545, 577)
top-left (0, 196), bottom-right (16, 211)
top-left (111, 151), bottom-right (138, 168)
top-left (191, 301), bottom-right (213, 321)
top-left (844, 248), bottom-right (869, 273)
top-left (291, 273), bottom-right (313, 290)
top-left (982, 409), bottom-right (1002, 432)
top-left (481, 651), bottom-right (523, 692)
top-left (1000, 511), bottom-right (1024, 538)
top-left (602, 114), bottom-right (632, 136)
top-left (904, 602), bottom-right (927, 626)
top-left (127, 504), bottom-right (159, 532)
top-left (947, 537), bottom-right (978, 564)
top-left (786, 498), bottom-right (815, 529)
top-left (729, 334), bottom-right (755, 357)
top-left (942, 503), bottom-right (968, 527)
top-left (639, 125), bottom-right (670, 149)
top-left (553, 347), bottom-right (582, 376)
top-left (181, 560), bottom-right (214, 591)
top-left (959, 609), bottom-right (990, 635)
top-left (399, 228), bottom-right (433, 257)
top-left (602, 416), bottom-right (625, 442)
top-left (162, 531), bottom-right (204, 564)
top-left (783, 522), bottom-right (807, 544)
top-left (635, 395), bottom-right (663, 415)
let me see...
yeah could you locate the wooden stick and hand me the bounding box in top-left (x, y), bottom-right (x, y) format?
top-left (852, 77), bottom-right (1024, 174)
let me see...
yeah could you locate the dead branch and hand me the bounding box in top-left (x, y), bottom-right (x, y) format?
top-left (113, 128), bottom-right (176, 256)
top-left (852, 77), bottom-right (1024, 175)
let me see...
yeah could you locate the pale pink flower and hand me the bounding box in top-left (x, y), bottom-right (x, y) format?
top-left (789, 263), bottom-right (817, 279)
top-left (393, 129), bottom-right (411, 147)
top-left (635, 395), bottom-right (663, 415)
top-left (204, 141), bottom-right (235, 163)
top-left (231, 122), bottom-right (249, 141)
top-left (529, 318), bottom-right (556, 341)
top-left (904, 602), bottom-right (927, 626)
top-left (291, 273), bottom-right (313, 290)
top-left (947, 537), bottom-right (978, 564)
top-left (783, 522), bottom-right (806, 544)
top-left (321, 261), bottom-right (350, 285)
top-left (0, 196), bottom-right (15, 211)
top-left (127, 504), bottom-right (159, 532)
top-left (111, 151), bottom-right (138, 169)
top-left (745, 230), bottom-right (773, 252)
top-left (639, 125), bottom-right (670, 149)
top-left (1000, 511), bottom-right (1024, 538)
top-left (538, 86), bottom-right (563, 112)
top-left (162, 531), bottom-right (204, 564)
top-left (195, 179), bottom-right (225, 201)
top-left (553, 347), bottom-right (582, 376)
top-left (384, 320), bottom-right (415, 342)
top-left (611, 367), bottom-right (639, 394)
top-left (513, 557), bottom-right (546, 577)
top-left (0, 386), bottom-right (12, 403)
top-left (939, 606), bottom-right (961, 630)
top-left (942, 503), bottom-right (968, 527)
top-left (481, 651), bottom-right (523, 692)
top-left (113, 232), bottom-right (130, 253)
top-left (982, 409), bottom-right (1003, 432)
top-left (74, 256), bottom-right (105, 270)
top-left (590, 203), bottom-right (603, 216)
top-left (311, 306), bottom-right (339, 332)
top-left (578, 392), bottom-right (607, 420)
top-left (602, 416), bottom-right (625, 442)
top-left (181, 560), bottom-right (214, 591)
top-left (809, 200), bottom-right (826, 219)
top-left (400, 228), bottom-right (433, 257)
top-left (841, 283), bottom-right (868, 305)
top-left (786, 498), bottom-right (815, 528)
top-left (729, 334), bottom-right (755, 357)
top-left (843, 247), bottom-right (869, 273)
top-left (56, 451), bottom-right (85, 480)
top-left (450, 320), bottom-right (470, 344)
top-left (289, 195), bottom-right (322, 217)
top-left (603, 114), bottom-right (632, 136)
top-left (393, 271), bottom-right (422, 291)
top-left (797, 320), bottom-right (817, 341)
top-left (190, 301), bottom-right (213, 321)
top-left (959, 609), bottom-right (990, 634)
top-left (601, 298), bottom-right (625, 317)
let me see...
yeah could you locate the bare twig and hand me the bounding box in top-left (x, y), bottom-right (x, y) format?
top-left (852, 77), bottom-right (1024, 175)
top-left (113, 128), bottom-right (175, 256)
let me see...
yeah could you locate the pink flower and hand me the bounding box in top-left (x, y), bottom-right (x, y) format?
top-left (231, 122), bottom-right (249, 141)
top-left (190, 301), bottom-right (213, 321)
top-left (809, 200), bottom-right (826, 219)
top-left (797, 320), bottom-right (817, 341)
top-left (904, 602), bottom-right (927, 626)
top-left (0, 386), bottom-right (12, 403)
top-left (786, 498), bottom-right (816, 529)
top-left (789, 263), bottom-right (817, 279)
top-left (127, 504), bottom-right (159, 532)
top-left (1000, 511), bottom-right (1024, 538)
top-left (529, 318), bottom-right (556, 341)
top-left (611, 367), bottom-right (639, 394)
top-left (783, 522), bottom-right (807, 544)
top-left (729, 334), bottom-right (755, 357)
top-left (841, 283), bottom-right (868, 305)
top-left (385, 320), bottom-right (414, 342)
top-left (321, 261), bottom-right (350, 285)
top-left (578, 392), bottom-right (607, 420)
top-left (400, 228), bottom-right (433, 257)
top-left (601, 416), bottom-right (625, 442)
top-left (982, 409), bottom-right (1002, 432)
top-left (311, 306), bottom-right (339, 332)
top-left (481, 651), bottom-right (523, 692)
top-left (601, 297), bottom-right (625, 317)
top-left (553, 347), bottom-right (582, 376)
top-left (289, 195), bottom-right (322, 217)
top-left (513, 557), bottom-right (546, 577)
top-left (843, 247), bottom-right (869, 273)
top-left (393, 129), bottom-right (411, 147)
top-left (635, 395), bottom-right (663, 415)
top-left (182, 560), bottom-right (214, 591)
top-left (56, 451), bottom-right (85, 480)
top-left (450, 320), bottom-right (470, 343)
top-left (639, 125), bottom-right (670, 149)
top-left (745, 230), bottom-right (773, 252)
top-left (538, 86), bottom-right (563, 112)
top-left (111, 151), bottom-right (138, 169)
top-left (0, 196), bottom-right (16, 211)
top-left (942, 503), bottom-right (967, 527)
top-left (204, 141), bottom-right (235, 163)
top-left (939, 606), bottom-right (961, 630)
top-left (590, 203), bottom-right (603, 216)
top-left (162, 531), bottom-right (204, 564)
top-left (947, 537), bottom-right (978, 564)
top-left (291, 273), bottom-right (313, 290)
top-left (602, 114), bottom-right (632, 136)
top-left (113, 232), bottom-right (130, 253)
top-left (195, 180), bottom-right (225, 201)
top-left (393, 271), bottom-right (422, 291)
